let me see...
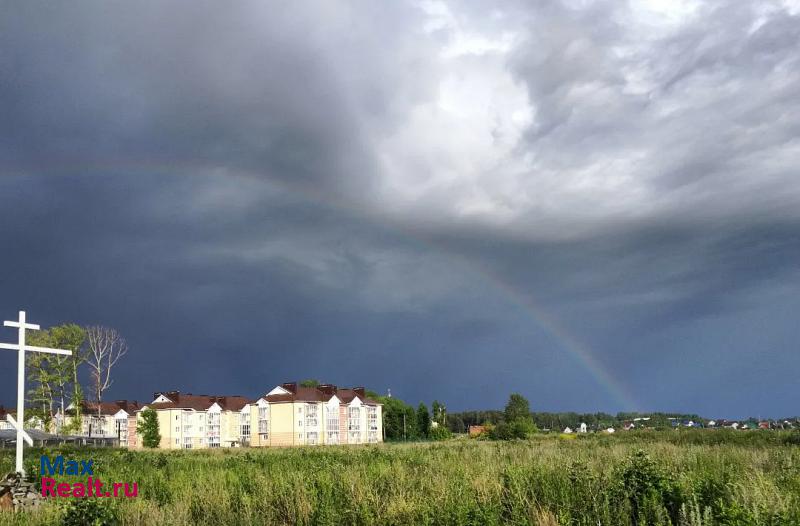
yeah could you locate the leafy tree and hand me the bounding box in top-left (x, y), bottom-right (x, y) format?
top-left (51, 324), bottom-right (87, 432)
top-left (417, 403), bottom-right (431, 437)
top-left (404, 405), bottom-right (419, 439)
top-left (447, 413), bottom-right (465, 434)
top-left (24, 342), bottom-right (55, 430)
top-left (138, 408), bottom-right (161, 448)
top-left (300, 379), bottom-right (320, 388)
top-left (23, 325), bottom-right (88, 434)
top-left (380, 397), bottom-right (418, 441)
top-left (504, 393), bottom-right (531, 423)
top-left (488, 394), bottom-right (537, 440)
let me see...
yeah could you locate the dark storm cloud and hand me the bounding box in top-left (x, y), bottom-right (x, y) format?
top-left (1, 1), bottom-right (799, 417)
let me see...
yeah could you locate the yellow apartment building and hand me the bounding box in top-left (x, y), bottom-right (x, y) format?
top-left (248, 383), bottom-right (383, 447)
top-left (129, 391), bottom-right (251, 449)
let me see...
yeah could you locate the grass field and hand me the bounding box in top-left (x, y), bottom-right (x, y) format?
top-left (2, 430), bottom-right (799, 525)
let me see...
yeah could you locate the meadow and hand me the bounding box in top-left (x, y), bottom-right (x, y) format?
top-left (2, 430), bottom-right (799, 525)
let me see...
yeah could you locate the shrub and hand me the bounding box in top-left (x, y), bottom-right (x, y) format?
top-left (619, 450), bottom-right (683, 524)
top-left (784, 429), bottom-right (800, 445)
top-left (61, 498), bottom-right (118, 526)
top-left (428, 425), bottom-right (452, 441)
top-left (489, 420), bottom-right (536, 440)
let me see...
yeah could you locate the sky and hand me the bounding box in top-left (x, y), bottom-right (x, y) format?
top-left (0, 0), bottom-right (798, 418)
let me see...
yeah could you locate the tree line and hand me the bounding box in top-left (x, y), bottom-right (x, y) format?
top-left (23, 323), bottom-right (128, 433)
top-left (447, 409), bottom-right (709, 433)
top-left (364, 391), bottom-right (451, 441)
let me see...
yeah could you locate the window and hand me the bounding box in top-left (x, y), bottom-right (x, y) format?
top-left (175, 438), bottom-right (179, 445)
top-left (207, 412), bottom-right (220, 442)
top-left (367, 407), bottom-right (378, 431)
top-left (240, 412), bottom-right (250, 444)
top-left (348, 407), bottom-right (360, 430)
top-left (183, 437), bottom-right (192, 449)
top-left (305, 403), bottom-right (318, 428)
top-left (116, 418), bottom-right (128, 444)
top-left (306, 432), bottom-right (318, 445)
top-left (326, 406), bottom-right (339, 445)
top-left (258, 405), bottom-right (269, 439)
top-left (348, 407), bottom-right (361, 442)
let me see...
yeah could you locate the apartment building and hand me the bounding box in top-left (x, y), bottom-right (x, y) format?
top-left (248, 383), bottom-right (382, 447)
top-left (130, 391), bottom-right (251, 450)
top-left (56, 400), bottom-right (141, 446)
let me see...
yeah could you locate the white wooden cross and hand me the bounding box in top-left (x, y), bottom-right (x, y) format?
top-left (0, 311), bottom-right (71, 476)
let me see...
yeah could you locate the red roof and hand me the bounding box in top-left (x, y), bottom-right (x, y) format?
top-left (77, 400), bottom-right (142, 416)
top-left (264, 383), bottom-right (381, 406)
top-left (148, 391), bottom-right (251, 412)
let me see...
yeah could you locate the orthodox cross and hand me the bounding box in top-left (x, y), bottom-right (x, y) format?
top-left (0, 311), bottom-right (71, 475)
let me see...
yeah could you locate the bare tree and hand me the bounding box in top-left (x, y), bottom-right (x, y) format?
top-left (85, 326), bottom-right (128, 420)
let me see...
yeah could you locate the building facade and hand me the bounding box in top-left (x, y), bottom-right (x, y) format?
top-left (129, 391), bottom-right (251, 450)
top-left (247, 383), bottom-right (383, 447)
top-left (56, 400), bottom-right (141, 446)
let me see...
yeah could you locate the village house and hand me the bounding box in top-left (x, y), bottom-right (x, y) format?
top-left (468, 425), bottom-right (486, 437)
top-left (248, 383), bottom-right (383, 447)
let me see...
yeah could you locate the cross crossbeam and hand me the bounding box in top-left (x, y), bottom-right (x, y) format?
top-left (1, 311), bottom-right (72, 475)
top-left (0, 343), bottom-right (72, 355)
top-left (6, 415), bottom-right (33, 446)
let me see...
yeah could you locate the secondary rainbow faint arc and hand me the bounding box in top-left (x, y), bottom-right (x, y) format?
top-left (19, 159), bottom-right (638, 409)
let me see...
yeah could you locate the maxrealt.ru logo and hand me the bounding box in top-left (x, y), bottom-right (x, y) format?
top-left (40, 455), bottom-right (138, 498)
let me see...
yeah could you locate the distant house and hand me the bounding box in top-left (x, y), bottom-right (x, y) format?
top-left (0, 406), bottom-right (12, 431)
top-left (468, 425), bottom-right (486, 437)
top-left (563, 427), bottom-right (573, 434)
top-left (579, 422), bottom-right (587, 433)
top-left (0, 406), bottom-right (44, 431)
top-left (758, 421), bottom-right (770, 430)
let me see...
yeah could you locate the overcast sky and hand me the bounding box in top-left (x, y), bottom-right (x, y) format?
top-left (1, 0), bottom-right (798, 418)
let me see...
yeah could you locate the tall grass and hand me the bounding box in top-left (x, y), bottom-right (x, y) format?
top-left (1, 431), bottom-right (798, 525)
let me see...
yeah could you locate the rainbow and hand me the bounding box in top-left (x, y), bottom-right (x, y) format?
top-left (18, 162), bottom-right (638, 409)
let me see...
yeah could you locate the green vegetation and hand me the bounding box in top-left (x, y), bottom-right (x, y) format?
top-left (2, 430), bottom-right (798, 525)
top-left (489, 394), bottom-right (537, 440)
top-left (137, 408), bottom-right (161, 449)
top-left (417, 403), bottom-right (431, 437)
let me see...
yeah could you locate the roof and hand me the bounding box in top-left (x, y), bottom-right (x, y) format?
top-left (148, 391), bottom-right (251, 412)
top-left (264, 383), bottom-right (381, 406)
top-left (73, 400), bottom-right (142, 416)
